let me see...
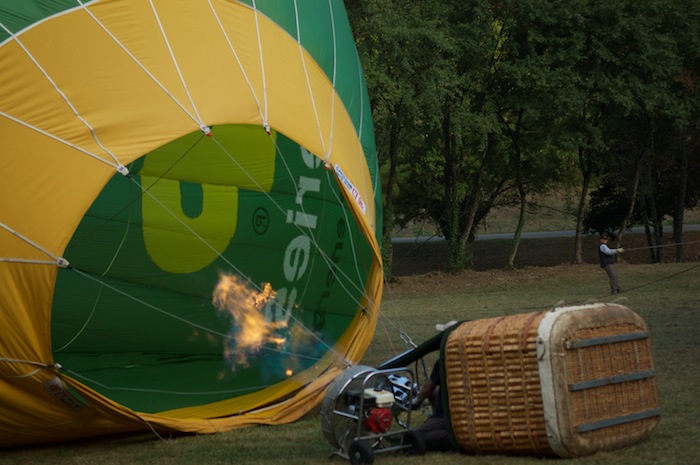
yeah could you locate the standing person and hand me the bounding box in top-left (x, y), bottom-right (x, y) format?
top-left (599, 234), bottom-right (624, 294)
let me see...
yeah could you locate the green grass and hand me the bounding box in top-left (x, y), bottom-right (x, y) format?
top-left (2, 261), bottom-right (698, 465)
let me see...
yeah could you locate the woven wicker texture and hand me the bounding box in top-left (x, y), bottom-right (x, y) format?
top-left (443, 311), bottom-right (553, 455)
top-left (553, 317), bottom-right (660, 455)
top-left (443, 304), bottom-right (660, 457)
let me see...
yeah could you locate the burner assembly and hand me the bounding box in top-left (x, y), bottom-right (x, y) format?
top-left (320, 366), bottom-right (425, 464)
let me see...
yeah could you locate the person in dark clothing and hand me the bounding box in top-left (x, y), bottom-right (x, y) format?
top-left (412, 359), bottom-right (451, 451)
top-left (599, 234), bottom-right (624, 294)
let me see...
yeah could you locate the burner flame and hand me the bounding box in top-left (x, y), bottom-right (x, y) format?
top-left (212, 272), bottom-right (286, 369)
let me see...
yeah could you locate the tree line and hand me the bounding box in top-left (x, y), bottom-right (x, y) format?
top-left (345, 0), bottom-right (700, 277)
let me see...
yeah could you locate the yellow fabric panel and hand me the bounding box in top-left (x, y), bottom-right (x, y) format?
top-left (0, 369), bottom-right (128, 447)
top-left (3, 0), bottom-right (376, 237)
top-left (56, 343), bottom-right (373, 435)
top-left (0, 119), bottom-right (115, 257)
top-left (131, 1), bottom-right (266, 123)
top-left (0, 264), bottom-right (54, 362)
top-left (92, 0), bottom-right (208, 112)
top-left (0, 369), bottom-right (171, 447)
top-left (136, 369), bottom-right (342, 433)
top-left (0, 114), bottom-right (112, 399)
top-left (4, 15), bottom-right (191, 163)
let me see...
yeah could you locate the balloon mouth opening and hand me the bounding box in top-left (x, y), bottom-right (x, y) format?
top-left (48, 125), bottom-right (374, 414)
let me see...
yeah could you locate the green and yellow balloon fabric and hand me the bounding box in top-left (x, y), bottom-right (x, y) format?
top-left (0, 0), bottom-right (381, 446)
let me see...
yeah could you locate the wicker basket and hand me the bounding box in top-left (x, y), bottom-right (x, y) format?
top-left (442, 303), bottom-right (660, 457)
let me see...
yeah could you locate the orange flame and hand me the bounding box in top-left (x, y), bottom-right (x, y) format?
top-left (212, 272), bottom-right (286, 369)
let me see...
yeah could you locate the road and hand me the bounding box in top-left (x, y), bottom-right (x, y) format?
top-left (392, 224), bottom-right (700, 243)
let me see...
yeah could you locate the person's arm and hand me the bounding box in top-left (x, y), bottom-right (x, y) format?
top-left (413, 360), bottom-right (441, 408)
top-left (601, 243), bottom-right (625, 255)
top-left (412, 378), bottom-right (436, 408)
top-left (600, 243), bottom-right (616, 255)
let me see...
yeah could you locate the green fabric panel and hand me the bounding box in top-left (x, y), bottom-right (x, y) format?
top-left (241, 0), bottom-right (382, 244)
top-left (51, 127), bottom-right (373, 413)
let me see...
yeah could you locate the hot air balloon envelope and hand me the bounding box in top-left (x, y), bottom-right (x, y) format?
top-left (0, 0), bottom-right (382, 446)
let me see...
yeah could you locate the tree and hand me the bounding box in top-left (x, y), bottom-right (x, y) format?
top-left (583, 0), bottom-right (698, 262)
top-left (490, 0), bottom-right (584, 268)
top-left (667, 0), bottom-right (700, 261)
top-left (346, 0), bottom-right (442, 278)
top-left (439, 0), bottom-right (513, 271)
top-left (377, 0), bottom-right (514, 271)
top-left (347, 0), bottom-right (700, 272)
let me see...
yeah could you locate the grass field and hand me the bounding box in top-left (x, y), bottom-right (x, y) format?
top-left (2, 234), bottom-right (698, 465)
